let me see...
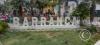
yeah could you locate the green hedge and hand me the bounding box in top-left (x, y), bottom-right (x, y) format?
top-left (0, 21), bottom-right (9, 33)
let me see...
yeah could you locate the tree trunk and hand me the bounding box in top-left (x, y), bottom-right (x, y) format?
top-left (80, 17), bottom-right (84, 26)
top-left (19, 5), bottom-right (23, 16)
top-left (19, 0), bottom-right (24, 16)
top-left (90, 0), bottom-right (96, 23)
top-left (30, 0), bottom-right (34, 16)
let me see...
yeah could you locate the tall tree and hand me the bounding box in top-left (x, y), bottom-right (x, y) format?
top-left (32, 0), bottom-right (59, 13)
top-left (7, 0), bottom-right (24, 16)
top-left (72, 2), bottom-right (90, 26)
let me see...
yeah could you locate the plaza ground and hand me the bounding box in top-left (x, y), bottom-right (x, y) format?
top-left (0, 30), bottom-right (100, 45)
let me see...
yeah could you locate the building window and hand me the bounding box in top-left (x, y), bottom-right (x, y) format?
top-left (95, 10), bottom-right (100, 17)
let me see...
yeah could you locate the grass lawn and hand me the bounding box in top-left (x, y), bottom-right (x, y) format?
top-left (0, 30), bottom-right (99, 45)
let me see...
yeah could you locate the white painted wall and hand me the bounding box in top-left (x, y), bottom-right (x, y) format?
top-left (68, 1), bottom-right (77, 16)
top-left (96, 4), bottom-right (100, 10)
top-left (60, 2), bottom-right (65, 16)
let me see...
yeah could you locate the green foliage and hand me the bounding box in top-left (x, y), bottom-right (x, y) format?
top-left (86, 25), bottom-right (97, 34)
top-left (0, 0), bottom-right (14, 13)
top-left (10, 0), bottom-right (20, 9)
top-left (72, 2), bottom-right (90, 18)
top-left (0, 21), bottom-right (9, 33)
top-left (34, 0), bottom-right (59, 9)
top-left (1, 0), bottom-right (59, 16)
top-left (0, 31), bottom-right (94, 45)
top-left (71, 2), bottom-right (90, 26)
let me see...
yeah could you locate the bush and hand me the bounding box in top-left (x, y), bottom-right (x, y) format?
top-left (86, 25), bottom-right (97, 34)
top-left (0, 21), bottom-right (9, 33)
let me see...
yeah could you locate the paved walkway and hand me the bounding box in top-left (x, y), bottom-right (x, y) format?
top-left (94, 40), bottom-right (100, 45)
